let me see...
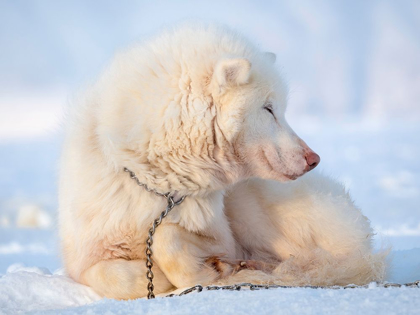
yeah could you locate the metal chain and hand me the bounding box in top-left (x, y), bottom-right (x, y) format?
top-left (167, 280), bottom-right (420, 297)
top-left (124, 168), bottom-right (186, 299)
top-left (125, 168), bottom-right (420, 300)
top-left (124, 168), bottom-right (174, 199)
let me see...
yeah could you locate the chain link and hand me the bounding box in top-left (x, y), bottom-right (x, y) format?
top-left (124, 168), bottom-right (186, 299)
top-left (124, 168), bottom-right (173, 199)
top-left (125, 167), bottom-right (420, 300)
top-left (166, 280), bottom-right (420, 297)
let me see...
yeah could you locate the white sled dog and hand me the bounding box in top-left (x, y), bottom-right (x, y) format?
top-left (59, 23), bottom-right (387, 299)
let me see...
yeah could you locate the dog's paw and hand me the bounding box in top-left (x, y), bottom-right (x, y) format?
top-left (205, 256), bottom-right (278, 278)
top-left (232, 260), bottom-right (278, 273)
top-left (205, 256), bottom-right (235, 278)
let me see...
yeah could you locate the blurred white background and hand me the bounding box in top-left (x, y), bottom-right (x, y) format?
top-left (0, 0), bottom-right (419, 263)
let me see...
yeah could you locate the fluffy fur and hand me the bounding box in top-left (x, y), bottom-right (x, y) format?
top-left (59, 23), bottom-right (387, 300)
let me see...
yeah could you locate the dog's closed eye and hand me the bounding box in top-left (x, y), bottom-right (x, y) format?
top-left (264, 103), bottom-right (275, 117)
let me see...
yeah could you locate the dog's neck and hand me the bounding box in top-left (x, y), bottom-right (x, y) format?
top-left (124, 167), bottom-right (186, 203)
top-left (124, 167), bottom-right (227, 234)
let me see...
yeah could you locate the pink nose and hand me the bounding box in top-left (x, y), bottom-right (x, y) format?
top-left (305, 152), bottom-right (320, 171)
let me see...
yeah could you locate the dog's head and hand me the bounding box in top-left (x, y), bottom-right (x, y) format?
top-left (101, 26), bottom-right (319, 194)
top-left (209, 52), bottom-right (320, 183)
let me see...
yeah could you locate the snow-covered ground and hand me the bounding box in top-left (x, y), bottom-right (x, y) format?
top-left (0, 227), bottom-right (419, 314)
top-left (1, 267), bottom-right (420, 314)
top-left (0, 247), bottom-right (419, 314)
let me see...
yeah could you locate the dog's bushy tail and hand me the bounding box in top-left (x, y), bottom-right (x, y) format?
top-left (213, 248), bottom-right (389, 287)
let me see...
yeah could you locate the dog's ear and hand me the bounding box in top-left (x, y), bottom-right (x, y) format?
top-left (213, 58), bottom-right (251, 88)
top-left (264, 52), bottom-right (276, 64)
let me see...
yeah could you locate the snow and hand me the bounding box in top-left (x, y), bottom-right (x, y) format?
top-left (0, 266), bottom-right (100, 314)
top-left (43, 287), bottom-right (420, 315)
top-left (0, 237), bottom-right (419, 314)
top-left (0, 259), bottom-right (419, 314)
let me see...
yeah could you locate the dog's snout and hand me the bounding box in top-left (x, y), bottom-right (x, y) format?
top-left (305, 152), bottom-right (320, 171)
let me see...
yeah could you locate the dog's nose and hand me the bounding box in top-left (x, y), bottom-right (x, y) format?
top-left (305, 152), bottom-right (320, 171)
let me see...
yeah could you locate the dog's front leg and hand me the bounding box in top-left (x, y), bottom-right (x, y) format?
top-left (80, 259), bottom-right (174, 299)
top-left (152, 223), bottom-right (239, 288)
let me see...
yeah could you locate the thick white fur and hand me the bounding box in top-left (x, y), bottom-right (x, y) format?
top-left (59, 23), bottom-right (387, 300)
